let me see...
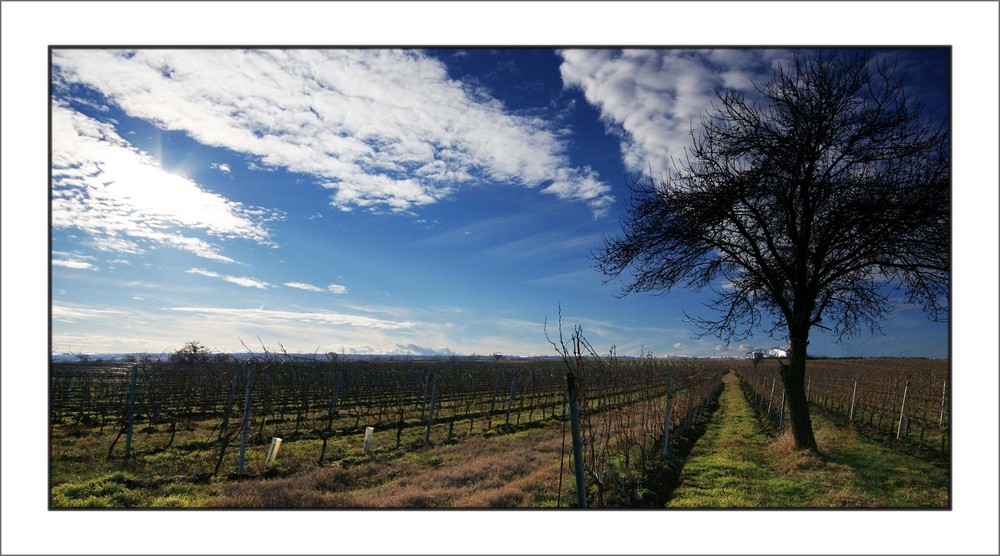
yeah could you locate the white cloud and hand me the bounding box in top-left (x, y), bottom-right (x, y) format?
top-left (52, 259), bottom-right (98, 271)
top-left (673, 342), bottom-right (685, 349)
top-left (169, 306), bottom-right (413, 330)
top-left (52, 304), bottom-right (125, 322)
top-left (284, 281), bottom-right (324, 292)
top-left (485, 231), bottom-right (604, 261)
top-left (559, 49), bottom-right (787, 175)
top-left (52, 252), bottom-right (100, 271)
top-left (186, 267), bottom-right (270, 289)
top-left (327, 283), bottom-right (347, 294)
top-left (51, 103), bottom-right (273, 262)
top-left (393, 343), bottom-right (454, 356)
top-left (211, 162), bottom-right (231, 173)
top-left (283, 281), bottom-right (347, 294)
top-left (52, 49), bottom-right (613, 215)
top-left (51, 301), bottom-right (423, 355)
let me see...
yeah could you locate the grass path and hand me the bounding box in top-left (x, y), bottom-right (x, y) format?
top-left (667, 372), bottom-right (948, 508)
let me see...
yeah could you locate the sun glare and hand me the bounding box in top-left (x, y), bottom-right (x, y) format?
top-left (99, 147), bottom-right (251, 236)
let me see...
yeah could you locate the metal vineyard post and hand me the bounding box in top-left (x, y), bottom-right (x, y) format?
top-left (566, 372), bottom-right (587, 508)
top-left (123, 364), bottom-right (138, 459)
top-left (237, 364), bottom-right (255, 476)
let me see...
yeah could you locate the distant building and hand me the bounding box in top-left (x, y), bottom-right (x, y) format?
top-left (746, 348), bottom-right (789, 358)
top-left (768, 347), bottom-right (789, 358)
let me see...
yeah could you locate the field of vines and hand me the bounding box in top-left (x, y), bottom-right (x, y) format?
top-left (735, 358), bottom-right (949, 457)
top-left (50, 340), bottom-right (725, 508)
top-left (51, 345), bottom-right (947, 508)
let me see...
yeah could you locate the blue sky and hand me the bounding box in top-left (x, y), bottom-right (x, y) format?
top-left (50, 48), bottom-right (950, 358)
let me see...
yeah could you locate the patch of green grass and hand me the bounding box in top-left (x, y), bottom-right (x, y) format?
top-left (810, 414), bottom-right (948, 507)
top-left (668, 381), bottom-right (815, 507)
top-left (51, 471), bottom-right (144, 508)
top-left (668, 374), bottom-right (948, 508)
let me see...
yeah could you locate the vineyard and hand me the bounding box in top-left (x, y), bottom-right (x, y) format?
top-left (50, 348), bottom-right (947, 508)
top-left (50, 336), bottom-right (725, 508)
top-left (736, 358), bottom-right (949, 457)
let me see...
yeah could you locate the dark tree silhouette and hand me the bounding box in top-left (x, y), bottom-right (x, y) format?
top-left (169, 341), bottom-right (211, 366)
top-left (596, 51), bottom-right (949, 451)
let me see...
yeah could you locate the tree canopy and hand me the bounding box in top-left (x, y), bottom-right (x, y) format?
top-left (596, 51), bottom-right (949, 450)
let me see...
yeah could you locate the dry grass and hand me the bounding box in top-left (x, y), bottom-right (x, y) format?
top-left (769, 431), bottom-right (826, 472)
top-left (213, 423), bottom-right (572, 508)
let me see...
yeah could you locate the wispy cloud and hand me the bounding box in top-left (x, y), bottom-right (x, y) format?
top-left (52, 251), bottom-right (99, 271)
top-left (169, 306), bottom-right (414, 330)
top-left (186, 267), bottom-right (270, 289)
top-left (527, 267), bottom-right (607, 289)
top-left (52, 259), bottom-right (98, 270)
top-left (51, 103), bottom-right (274, 262)
top-left (283, 281), bottom-right (347, 294)
top-left (52, 304), bottom-right (125, 322)
top-left (51, 302), bottom-right (419, 354)
top-left (327, 284), bottom-right (347, 294)
top-left (559, 49), bottom-right (787, 175)
top-left (393, 343), bottom-right (454, 356)
top-left (417, 209), bottom-right (548, 249)
top-left (284, 282), bottom-right (324, 292)
top-left (211, 162), bottom-right (231, 173)
top-left (53, 49), bottom-right (614, 216)
top-left (484, 232), bottom-right (603, 261)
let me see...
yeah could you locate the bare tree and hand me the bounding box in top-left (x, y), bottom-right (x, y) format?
top-left (169, 341), bottom-right (211, 366)
top-left (596, 51), bottom-right (949, 450)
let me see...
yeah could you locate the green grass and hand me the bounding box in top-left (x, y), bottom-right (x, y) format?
top-left (51, 471), bottom-right (144, 508)
top-left (667, 376), bottom-right (812, 507)
top-left (807, 412), bottom-right (948, 507)
top-left (667, 374), bottom-right (948, 508)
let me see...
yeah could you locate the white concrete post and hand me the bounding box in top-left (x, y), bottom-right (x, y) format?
top-left (264, 437), bottom-right (282, 469)
top-left (363, 426), bottom-right (374, 454)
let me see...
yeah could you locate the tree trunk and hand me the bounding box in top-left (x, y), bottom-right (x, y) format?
top-left (780, 334), bottom-right (817, 452)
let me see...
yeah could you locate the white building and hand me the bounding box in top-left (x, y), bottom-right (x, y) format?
top-left (747, 348), bottom-right (789, 358)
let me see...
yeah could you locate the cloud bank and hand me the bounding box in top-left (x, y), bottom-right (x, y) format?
top-left (53, 49), bottom-right (614, 216)
top-left (559, 49), bottom-right (787, 175)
